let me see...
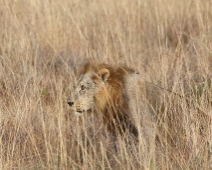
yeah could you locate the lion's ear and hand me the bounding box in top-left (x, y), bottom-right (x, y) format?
top-left (97, 68), bottom-right (110, 82)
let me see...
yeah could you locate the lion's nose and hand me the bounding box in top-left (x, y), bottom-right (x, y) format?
top-left (68, 102), bottom-right (74, 106)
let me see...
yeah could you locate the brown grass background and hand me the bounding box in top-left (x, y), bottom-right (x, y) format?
top-left (1, 0), bottom-right (212, 169)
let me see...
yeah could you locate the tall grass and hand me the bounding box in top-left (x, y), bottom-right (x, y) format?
top-left (1, 0), bottom-right (212, 169)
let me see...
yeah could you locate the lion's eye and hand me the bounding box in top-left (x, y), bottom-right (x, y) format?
top-left (81, 85), bottom-right (86, 91)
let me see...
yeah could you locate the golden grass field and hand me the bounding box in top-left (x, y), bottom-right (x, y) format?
top-left (1, 0), bottom-right (212, 169)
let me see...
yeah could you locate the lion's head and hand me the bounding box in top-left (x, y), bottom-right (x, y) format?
top-left (67, 63), bottom-right (110, 116)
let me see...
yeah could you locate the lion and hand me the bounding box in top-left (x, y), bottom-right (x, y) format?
top-left (67, 62), bottom-right (156, 139)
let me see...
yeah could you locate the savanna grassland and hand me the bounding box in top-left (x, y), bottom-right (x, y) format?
top-left (1, 0), bottom-right (212, 169)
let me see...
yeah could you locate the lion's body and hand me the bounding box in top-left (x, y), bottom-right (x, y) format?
top-left (67, 62), bottom-right (211, 169)
top-left (67, 62), bottom-right (156, 138)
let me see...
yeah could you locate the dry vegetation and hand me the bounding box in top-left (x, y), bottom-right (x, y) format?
top-left (1, 0), bottom-right (212, 169)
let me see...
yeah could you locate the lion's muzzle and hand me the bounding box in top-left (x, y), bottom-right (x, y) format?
top-left (67, 102), bottom-right (74, 106)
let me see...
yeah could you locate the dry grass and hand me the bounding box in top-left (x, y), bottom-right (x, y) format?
top-left (1, 0), bottom-right (212, 169)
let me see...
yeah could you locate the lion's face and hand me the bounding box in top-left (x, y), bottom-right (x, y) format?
top-left (67, 68), bottom-right (110, 116)
top-left (67, 74), bottom-right (96, 116)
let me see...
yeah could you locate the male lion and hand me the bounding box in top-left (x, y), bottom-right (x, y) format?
top-left (67, 62), bottom-right (156, 139)
top-left (67, 62), bottom-right (211, 168)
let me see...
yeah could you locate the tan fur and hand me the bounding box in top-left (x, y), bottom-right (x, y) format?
top-left (67, 62), bottom-right (155, 138)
